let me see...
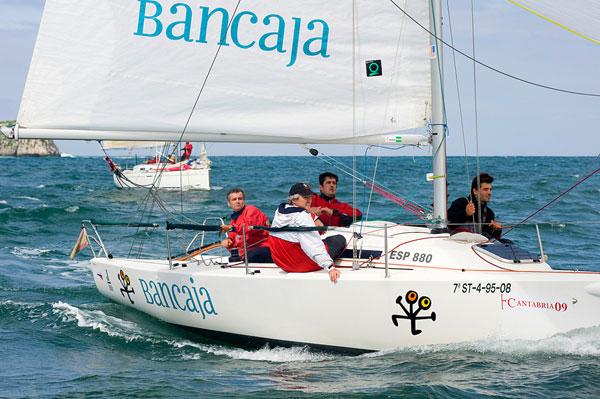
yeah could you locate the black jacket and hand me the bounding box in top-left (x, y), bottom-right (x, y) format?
top-left (447, 196), bottom-right (501, 239)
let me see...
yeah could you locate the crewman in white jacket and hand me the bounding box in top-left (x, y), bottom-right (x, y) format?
top-left (269, 183), bottom-right (342, 283)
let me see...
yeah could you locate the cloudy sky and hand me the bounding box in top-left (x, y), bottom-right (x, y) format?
top-left (1, 0), bottom-right (598, 156)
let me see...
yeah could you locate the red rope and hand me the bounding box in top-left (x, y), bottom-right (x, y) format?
top-left (363, 181), bottom-right (425, 216)
top-left (502, 166), bottom-right (600, 236)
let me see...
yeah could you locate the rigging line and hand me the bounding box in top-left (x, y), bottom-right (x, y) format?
top-left (445, 0), bottom-right (470, 184)
top-left (537, 152), bottom-right (600, 214)
top-left (470, 220), bottom-right (600, 226)
top-left (579, 152), bottom-right (600, 179)
top-left (97, 144), bottom-right (155, 255)
top-left (142, 0), bottom-right (243, 242)
top-left (382, 0), bottom-right (409, 128)
top-left (506, 0), bottom-right (600, 45)
top-left (100, 144), bottom-right (197, 224)
top-left (313, 149), bottom-right (430, 212)
top-left (359, 145), bottom-right (383, 236)
top-left (542, 221), bottom-right (600, 226)
top-left (97, 144), bottom-right (197, 258)
top-left (173, 0), bottom-right (243, 149)
top-left (352, 0), bottom-right (359, 232)
top-left (363, 182), bottom-right (424, 215)
top-left (502, 165), bottom-right (600, 237)
top-left (397, 126), bottom-right (447, 219)
top-left (364, 143), bottom-right (432, 214)
top-left (388, 0), bottom-right (600, 97)
top-left (471, 0), bottom-right (482, 233)
top-left (429, 0), bottom-right (449, 129)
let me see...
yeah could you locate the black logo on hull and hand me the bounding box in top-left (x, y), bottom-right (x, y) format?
top-left (392, 290), bottom-right (436, 335)
top-left (118, 269), bottom-right (135, 304)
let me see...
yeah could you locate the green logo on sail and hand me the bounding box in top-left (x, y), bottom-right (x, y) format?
top-left (134, 0), bottom-right (331, 67)
top-left (366, 60), bottom-right (382, 77)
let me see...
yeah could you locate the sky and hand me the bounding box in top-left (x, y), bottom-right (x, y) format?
top-left (1, 0), bottom-right (599, 157)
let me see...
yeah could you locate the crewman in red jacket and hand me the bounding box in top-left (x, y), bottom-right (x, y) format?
top-left (181, 142), bottom-right (193, 161)
top-left (309, 172), bottom-right (362, 227)
top-left (221, 188), bottom-right (272, 263)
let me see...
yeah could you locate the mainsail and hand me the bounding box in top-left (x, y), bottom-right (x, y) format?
top-left (15, 0), bottom-right (432, 145)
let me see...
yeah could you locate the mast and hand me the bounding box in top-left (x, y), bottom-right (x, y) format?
top-left (429, 0), bottom-right (448, 229)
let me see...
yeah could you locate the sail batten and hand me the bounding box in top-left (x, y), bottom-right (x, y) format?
top-left (17, 0), bottom-right (432, 142)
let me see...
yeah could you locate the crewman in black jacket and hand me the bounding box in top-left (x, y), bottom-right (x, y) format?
top-left (448, 173), bottom-right (502, 240)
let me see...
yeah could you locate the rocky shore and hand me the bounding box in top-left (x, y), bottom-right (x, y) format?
top-left (0, 121), bottom-right (60, 157)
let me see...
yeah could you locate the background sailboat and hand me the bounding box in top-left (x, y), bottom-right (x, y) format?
top-left (102, 141), bottom-right (211, 190)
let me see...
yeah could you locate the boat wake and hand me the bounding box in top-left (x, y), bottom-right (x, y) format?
top-left (49, 300), bottom-right (600, 361)
top-left (364, 328), bottom-right (600, 358)
top-left (179, 343), bottom-right (335, 363)
top-left (51, 301), bottom-right (335, 362)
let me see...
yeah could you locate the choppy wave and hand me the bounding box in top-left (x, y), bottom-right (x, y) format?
top-left (0, 300), bottom-right (51, 323)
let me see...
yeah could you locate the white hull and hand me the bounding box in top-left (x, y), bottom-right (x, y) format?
top-left (113, 161), bottom-right (210, 191)
top-left (90, 224), bottom-right (600, 352)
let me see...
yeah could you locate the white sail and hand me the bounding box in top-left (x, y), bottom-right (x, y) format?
top-left (16, 0), bottom-right (431, 144)
top-left (508, 0), bottom-right (600, 44)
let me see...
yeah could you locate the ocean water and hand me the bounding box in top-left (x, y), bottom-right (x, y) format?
top-left (1, 155), bottom-right (599, 398)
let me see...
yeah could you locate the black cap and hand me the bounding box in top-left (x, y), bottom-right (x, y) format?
top-left (289, 182), bottom-right (315, 197)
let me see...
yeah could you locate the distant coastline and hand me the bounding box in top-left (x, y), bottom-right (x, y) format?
top-left (0, 120), bottom-right (60, 157)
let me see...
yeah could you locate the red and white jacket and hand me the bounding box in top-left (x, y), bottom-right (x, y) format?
top-left (269, 203), bottom-right (333, 273)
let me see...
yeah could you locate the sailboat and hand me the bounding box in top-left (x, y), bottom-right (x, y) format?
top-left (4, 0), bottom-right (600, 352)
top-left (103, 141), bottom-right (211, 190)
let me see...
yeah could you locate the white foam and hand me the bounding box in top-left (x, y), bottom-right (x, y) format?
top-left (65, 205), bottom-right (79, 213)
top-left (37, 185), bottom-right (45, 188)
top-left (180, 343), bottom-right (334, 362)
top-left (373, 327), bottom-right (600, 357)
top-left (11, 247), bottom-right (52, 258)
top-left (0, 200), bottom-right (7, 204)
top-left (16, 196), bottom-right (40, 201)
top-left (52, 301), bottom-right (147, 341)
top-left (51, 301), bottom-right (334, 362)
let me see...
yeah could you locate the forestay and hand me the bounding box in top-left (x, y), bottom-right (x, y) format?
top-left (15, 0), bottom-right (431, 144)
top-left (509, 0), bottom-right (600, 44)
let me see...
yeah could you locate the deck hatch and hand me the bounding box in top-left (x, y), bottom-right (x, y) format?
top-left (475, 243), bottom-right (541, 263)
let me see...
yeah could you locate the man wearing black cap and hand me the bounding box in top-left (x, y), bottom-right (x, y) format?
top-left (269, 183), bottom-right (344, 283)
